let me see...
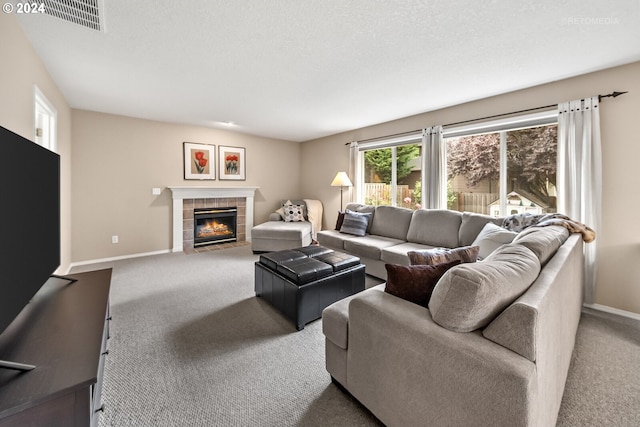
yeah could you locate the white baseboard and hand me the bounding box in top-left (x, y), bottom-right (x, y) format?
top-left (583, 303), bottom-right (640, 322)
top-left (67, 249), bottom-right (172, 272)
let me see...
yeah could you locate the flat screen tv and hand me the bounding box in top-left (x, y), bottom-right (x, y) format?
top-left (0, 125), bottom-right (60, 366)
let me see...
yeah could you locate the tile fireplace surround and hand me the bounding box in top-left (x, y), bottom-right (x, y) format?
top-left (168, 186), bottom-right (259, 252)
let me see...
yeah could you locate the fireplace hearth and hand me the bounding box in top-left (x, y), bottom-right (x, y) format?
top-left (194, 207), bottom-right (237, 247)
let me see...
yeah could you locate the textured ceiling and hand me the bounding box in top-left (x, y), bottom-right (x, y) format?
top-left (16, 0), bottom-right (640, 142)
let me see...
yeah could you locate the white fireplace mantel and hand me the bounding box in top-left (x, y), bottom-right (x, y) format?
top-left (168, 186), bottom-right (259, 252)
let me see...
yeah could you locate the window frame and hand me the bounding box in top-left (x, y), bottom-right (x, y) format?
top-left (34, 85), bottom-right (58, 153)
top-left (444, 109), bottom-right (558, 217)
top-left (357, 133), bottom-right (423, 207)
top-left (355, 109), bottom-right (558, 215)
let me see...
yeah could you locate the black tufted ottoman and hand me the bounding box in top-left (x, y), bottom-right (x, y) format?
top-left (254, 246), bottom-right (365, 330)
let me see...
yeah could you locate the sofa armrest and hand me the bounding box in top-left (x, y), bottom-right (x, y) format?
top-left (346, 290), bottom-right (536, 427)
top-left (322, 284), bottom-right (385, 349)
top-left (269, 212), bottom-right (283, 221)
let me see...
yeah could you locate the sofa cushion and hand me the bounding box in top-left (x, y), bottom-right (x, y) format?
top-left (408, 245), bottom-right (480, 266)
top-left (428, 244), bottom-right (541, 332)
top-left (340, 210), bottom-right (373, 236)
top-left (369, 206), bottom-right (414, 240)
top-left (384, 260), bottom-right (461, 307)
top-left (380, 242), bottom-right (439, 266)
top-left (316, 229), bottom-right (357, 250)
top-left (344, 235), bottom-right (405, 260)
top-left (471, 222), bottom-right (518, 260)
top-left (459, 212), bottom-right (504, 246)
top-left (512, 225), bottom-right (569, 266)
top-left (406, 209), bottom-right (462, 248)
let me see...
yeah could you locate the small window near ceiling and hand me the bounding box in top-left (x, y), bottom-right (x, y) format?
top-left (34, 86), bottom-right (57, 152)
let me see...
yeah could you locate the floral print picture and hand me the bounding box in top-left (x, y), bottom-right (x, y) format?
top-left (218, 145), bottom-right (246, 180)
top-left (183, 142), bottom-right (215, 180)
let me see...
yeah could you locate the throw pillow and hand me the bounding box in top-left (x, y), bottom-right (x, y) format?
top-left (512, 225), bottom-right (569, 266)
top-left (339, 210), bottom-right (372, 236)
top-left (408, 245), bottom-right (480, 266)
top-left (283, 203), bottom-right (304, 222)
top-left (384, 260), bottom-right (462, 307)
top-left (428, 244), bottom-right (541, 332)
top-left (335, 211), bottom-right (346, 231)
top-left (471, 222), bottom-right (517, 260)
top-left (275, 207), bottom-right (286, 220)
top-left (282, 199), bottom-right (308, 220)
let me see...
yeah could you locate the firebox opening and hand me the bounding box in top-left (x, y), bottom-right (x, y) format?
top-left (194, 207), bottom-right (237, 247)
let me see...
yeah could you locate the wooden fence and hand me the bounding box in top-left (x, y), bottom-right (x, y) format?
top-left (362, 184), bottom-right (498, 214)
top-left (363, 183), bottom-right (413, 207)
top-left (453, 192), bottom-right (499, 215)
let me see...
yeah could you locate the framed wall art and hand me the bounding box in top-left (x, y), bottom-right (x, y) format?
top-left (183, 142), bottom-right (215, 180)
top-left (218, 145), bottom-right (246, 180)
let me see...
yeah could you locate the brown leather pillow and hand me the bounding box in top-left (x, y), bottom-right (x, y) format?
top-left (408, 245), bottom-right (480, 266)
top-left (384, 260), bottom-right (461, 307)
top-left (335, 211), bottom-right (345, 230)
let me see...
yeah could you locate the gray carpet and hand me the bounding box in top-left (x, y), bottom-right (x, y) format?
top-left (72, 245), bottom-right (640, 426)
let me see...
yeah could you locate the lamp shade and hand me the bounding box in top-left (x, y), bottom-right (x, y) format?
top-left (330, 172), bottom-right (353, 187)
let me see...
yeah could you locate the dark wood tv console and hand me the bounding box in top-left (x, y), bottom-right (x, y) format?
top-left (0, 269), bottom-right (112, 427)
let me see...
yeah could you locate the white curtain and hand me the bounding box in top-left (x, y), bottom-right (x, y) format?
top-left (422, 126), bottom-right (446, 209)
top-left (557, 96), bottom-right (601, 304)
top-left (348, 141), bottom-right (359, 206)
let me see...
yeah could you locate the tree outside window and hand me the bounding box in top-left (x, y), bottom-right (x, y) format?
top-left (447, 125), bottom-right (557, 216)
top-left (363, 144), bottom-right (421, 208)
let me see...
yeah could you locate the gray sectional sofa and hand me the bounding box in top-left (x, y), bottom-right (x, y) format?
top-left (320, 203), bottom-right (585, 427)
top-left (318, 203), bottom-right (504, 279)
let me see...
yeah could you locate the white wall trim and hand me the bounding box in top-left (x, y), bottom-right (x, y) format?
top-left (583, 303), bottom-right (640, 322)
top-left (66, 249), bottom-right (171, 272)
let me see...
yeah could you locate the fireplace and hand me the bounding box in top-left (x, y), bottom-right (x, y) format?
top-left (194, 207), bottom-right (237, 247)
top-left (169, 186), bottom-right (258, 253)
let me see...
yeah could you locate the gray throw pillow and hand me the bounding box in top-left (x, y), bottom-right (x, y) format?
top-left (428, 244), bottom-right (541, 332)
top-left (512, 225), bottom-right (569, 266)
top-left (471, 222), bottom-right (517, 260)
top-left (339, 210), bottom-right (372, 236)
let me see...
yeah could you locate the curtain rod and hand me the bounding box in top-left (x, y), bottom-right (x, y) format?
top-left (346, 90), bottom-right (627, 145)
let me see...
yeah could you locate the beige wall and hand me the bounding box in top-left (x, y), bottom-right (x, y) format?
top-left (71, 110), bottom-right (301, 261)
top-left (4, 9), bottom-right (638, 314)
top-left (301, 61), bottom-right (640, 315)
top-left (0, 13), bottom-right (73, 273)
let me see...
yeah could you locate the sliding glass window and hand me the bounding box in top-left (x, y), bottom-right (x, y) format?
top-left (355, 110), bottom-right (558, 217)
top-left (359, 135), bottom-right (422, 209)
top-left (445, 110), bottom-right (558, 217)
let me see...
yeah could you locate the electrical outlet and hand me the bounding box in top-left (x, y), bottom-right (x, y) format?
top-left (111, 235), bottom-right (118, 244)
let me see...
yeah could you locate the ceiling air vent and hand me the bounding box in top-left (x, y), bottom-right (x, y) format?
top-left (43, 0), bottom-right (104, 32)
